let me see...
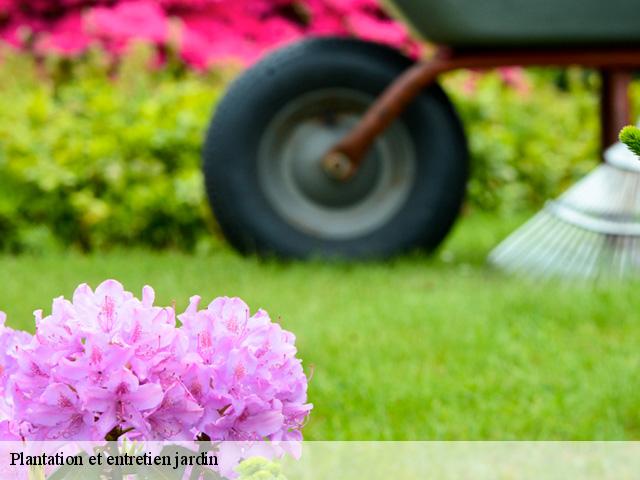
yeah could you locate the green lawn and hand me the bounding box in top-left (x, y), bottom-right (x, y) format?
top-left (2, 212), bottom-right (640, 440)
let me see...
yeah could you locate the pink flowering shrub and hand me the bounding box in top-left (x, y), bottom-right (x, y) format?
top-left (0, 280), bottom-right (312, 441)
top-left (0, 0), bottom-right (418, 68)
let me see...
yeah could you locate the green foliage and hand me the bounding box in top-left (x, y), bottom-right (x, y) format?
top-left (237, 457), bottom-right (286, 480)
top-left (0, 44), bottom-right (231, 253)
top-left (444, 68), bottom-right (604, 212)
top-left (1, 47), bottom-right (639, 251)
top-left (619, 125), bottom-right (640, 156)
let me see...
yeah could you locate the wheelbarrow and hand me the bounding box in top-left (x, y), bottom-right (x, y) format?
top-left (202, 0), bottom-right (640, 259)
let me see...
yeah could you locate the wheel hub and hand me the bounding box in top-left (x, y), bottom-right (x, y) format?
top-left (288, 117), bottom-right (382, 208)
top-left (258, 88), bottom-right (416, 240)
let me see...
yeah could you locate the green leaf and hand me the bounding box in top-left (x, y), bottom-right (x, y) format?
top-left (619, 125), bottom-right (640, 156)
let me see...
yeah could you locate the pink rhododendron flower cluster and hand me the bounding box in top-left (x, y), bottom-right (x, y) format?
top-left (0, 280), bottom-right (312, 441)
top-left (0, 0), bottom-right (419, 68)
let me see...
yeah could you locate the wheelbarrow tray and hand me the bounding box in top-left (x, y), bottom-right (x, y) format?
top-left (389, 0), bottom-right (640, 47)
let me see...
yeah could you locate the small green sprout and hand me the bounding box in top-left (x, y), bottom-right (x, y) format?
top-left (237, 457), bottom-right (287, 480)
top-left (619, 125), bottom-right (640, 156)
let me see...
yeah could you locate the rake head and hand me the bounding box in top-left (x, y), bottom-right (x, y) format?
top-left (489, 142), bottom-right (640, 279)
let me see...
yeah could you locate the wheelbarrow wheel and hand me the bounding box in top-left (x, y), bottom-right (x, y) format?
top-left (203, 37), bottom-right (468, 259)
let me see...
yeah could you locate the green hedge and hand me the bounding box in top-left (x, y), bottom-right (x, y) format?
top-left (445, 69), bottom-right (605, 212)
top-left (0, 46), bottom-right (228, 252)
top-left (0, 46), bottom-right (637, 252)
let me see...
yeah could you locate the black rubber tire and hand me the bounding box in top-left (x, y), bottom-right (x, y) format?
top-left (203, 37), bottom-right (469, 259)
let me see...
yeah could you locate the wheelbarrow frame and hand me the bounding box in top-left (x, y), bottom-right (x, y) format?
top-left (322, 45), bottom-right (640, 180)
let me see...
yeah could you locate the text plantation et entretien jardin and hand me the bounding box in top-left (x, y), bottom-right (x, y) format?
top-left (10, 451), bottom-right (218, 471)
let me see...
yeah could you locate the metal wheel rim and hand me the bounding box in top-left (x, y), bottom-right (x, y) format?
top-left (258, 88), bottom-right (416, 240)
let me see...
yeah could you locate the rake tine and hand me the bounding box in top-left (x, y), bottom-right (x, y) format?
top-left (489, 140), bottom-right (640, 280)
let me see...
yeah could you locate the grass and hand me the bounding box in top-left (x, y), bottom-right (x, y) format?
top-left (2, 211), bottom-right (640, 440)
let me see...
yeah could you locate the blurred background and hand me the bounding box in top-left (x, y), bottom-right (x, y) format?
top-left (1, 0), bottom-right (640, 440)
top-left (0, 0), bottom-right (622, 253)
